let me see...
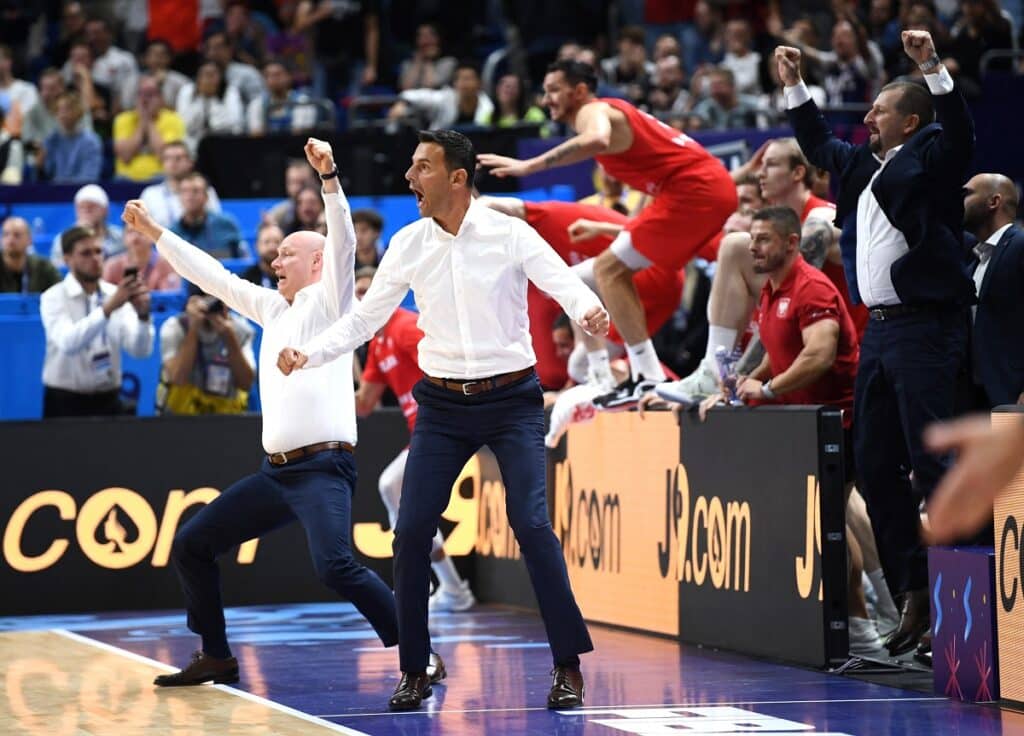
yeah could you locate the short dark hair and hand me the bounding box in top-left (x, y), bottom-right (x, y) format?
top-left (546, 59), bottom-right (597, 93)
top-left (880, 80), bottom-right (935, 131)
top-left (352, 208), bottom-right (383, 232)
top-left (454, 59), bottom-right (481, 78)
top-left (751, 206), bottom-right (801, 240)
top-left (61, 225), bottom-right (96, 255)
top-left (552, 312), bottom-right (572, 331)
top-left (417, 129), bottom-right (476, 188)
top-left (619, 25), bottom-right (646, 46)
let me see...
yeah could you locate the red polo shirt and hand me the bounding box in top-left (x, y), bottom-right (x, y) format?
top-left (361, 308), bottom-right (423, 433)
top-left (757, 255), bottom-right (859, 423)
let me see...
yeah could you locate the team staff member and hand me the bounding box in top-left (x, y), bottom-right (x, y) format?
top-left (479, 60), bottom-right (736, 408)
top-left (779, 30), bottom-right (976, 656)
top-left (278, 130), bottom-right (608, 712)
top-left (121, 139), bottom-right (405, 688)
top-left (353, 268), bottom-right (476, 613)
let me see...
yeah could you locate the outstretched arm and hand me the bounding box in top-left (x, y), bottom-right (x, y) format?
top-left (477, 102), bottom-right (612, 178)
top-left (305, 138), bottom-right (357, 320)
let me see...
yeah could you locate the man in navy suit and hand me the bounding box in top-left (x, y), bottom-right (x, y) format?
top-left (963, 173), bottom-right (1024, 408)
top-left (778, 30), bottom-right (976, 656)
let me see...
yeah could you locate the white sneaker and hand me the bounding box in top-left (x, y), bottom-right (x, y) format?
top-left (654, 361), bottom-right (719, 407)
top-left (429, 580), bottom-right (476, 612)
top-left (586, 364), bottom-right (616, 392)
top-left (848, 615), bottom-right (889, 660)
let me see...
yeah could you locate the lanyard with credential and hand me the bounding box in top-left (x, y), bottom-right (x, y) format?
top-left (20, 268), bottom-right (28, 294)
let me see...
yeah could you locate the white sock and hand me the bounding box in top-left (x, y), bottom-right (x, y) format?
top-left (625, 339), bottom-right (665, 381)
top-left (432, 552), bottom-right (464, 593)
top-left (587, 348), bottom-right (611, 374)
top-left (867, 569), bottom-right (900, 623)
top-left (704, 325), bottom-right (738, 368)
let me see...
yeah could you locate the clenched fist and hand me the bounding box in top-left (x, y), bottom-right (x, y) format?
top-left (304, 137), bottom-right (336, 176)
top-left (277, 347), bottom-right (309, 375)
top-left (902, 30), bottom-right (937, 66)
top-left (121, 200), bottom-right (162, 242)
top-left (774, 46), bottom-right (803, 87)
top-left (579, 305), bottom-right (609, 337)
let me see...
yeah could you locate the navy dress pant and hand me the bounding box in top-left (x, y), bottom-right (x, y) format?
top-left (393, 372), bottom-right (594, 673)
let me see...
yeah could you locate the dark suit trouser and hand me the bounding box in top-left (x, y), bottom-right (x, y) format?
top-left (854, 309), bottom-right (968, 595)
top-left (394, 372), bottom-right (594, 673)
top-left (170, 450), bottom-right (399, 658)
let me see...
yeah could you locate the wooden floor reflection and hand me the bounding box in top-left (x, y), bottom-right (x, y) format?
top-left (0, 630), bottom-right (352, 735)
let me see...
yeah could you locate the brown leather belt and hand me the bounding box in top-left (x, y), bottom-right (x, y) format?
top-left (267, 441), bottom-right (353, 466)
top-left (427, 367), bottom-right (534, 396)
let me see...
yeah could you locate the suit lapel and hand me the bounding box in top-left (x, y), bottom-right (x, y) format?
top-left (979, 225), bottom-right (1016, 301)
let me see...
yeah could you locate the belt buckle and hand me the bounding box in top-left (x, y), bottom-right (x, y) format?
top-left (461, 380), bottom-right (480, 396)
top-left (871, 308), bottom-right (886, 321)
top-left (269, 451), bottom-right (289, 465)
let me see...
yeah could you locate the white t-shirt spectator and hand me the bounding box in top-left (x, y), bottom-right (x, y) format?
top-left (176, 83), bottom-right (245, 151)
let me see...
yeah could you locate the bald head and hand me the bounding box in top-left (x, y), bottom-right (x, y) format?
top-left (1, 216), bottom-right (32, 261)
top-left (964, 173), bottom-right (1019, 239)
top-left (273, 230), bottom-right (326, 303)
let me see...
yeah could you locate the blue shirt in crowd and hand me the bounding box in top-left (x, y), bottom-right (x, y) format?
top-left (170, 212), bottom-right (246, 261)
top-left (42, 128), bottom-right (102, 183)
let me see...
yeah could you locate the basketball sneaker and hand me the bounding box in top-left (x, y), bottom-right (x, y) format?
top-left (654, 361), bottom-right (719, 407)
top-left (592, 374), bottom-right (664, 411)
top-left (429, 580), bottom-right (476, 612)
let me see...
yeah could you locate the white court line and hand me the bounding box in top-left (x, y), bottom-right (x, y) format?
top-left (316, 695), bottom-right (947, 719)
top-left (52, 629), bottom-right (370, 736)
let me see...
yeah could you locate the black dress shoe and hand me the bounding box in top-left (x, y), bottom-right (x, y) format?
top-left (388, 672), bottom-right (432, 711)
top-left (885, 588), bottom-right (930, 656)
top-left (547, 665), bottom-right (585, 709)
top-left (427, 651), bottom-right (447, 684)
top-left (154, 650), bottom-right (239, 687)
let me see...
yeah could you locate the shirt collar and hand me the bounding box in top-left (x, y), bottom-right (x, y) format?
top-left (431, 198), bottom-right (481, 239)
top-left (873, 144), bottom-right (904, 165)
top-left (63, 271), bottom-right (113, 299)
top-left (986, 223), bottom-right (1013, 246)
top-left (767, 254), bottom-right (806, 297)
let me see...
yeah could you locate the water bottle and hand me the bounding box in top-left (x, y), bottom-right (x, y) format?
top-left (714, 345), bottom-right (742, 405)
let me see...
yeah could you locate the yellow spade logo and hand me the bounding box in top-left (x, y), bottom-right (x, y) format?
top-left (794, 476), bottom-right (823, 601)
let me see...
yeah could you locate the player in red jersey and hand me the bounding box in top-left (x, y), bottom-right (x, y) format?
top-left (478, 59), bottom-right (736, 409)
top-left (660, 138), bottom-right (868, 407)
top-left (352, 269), bottom-right (475, 613)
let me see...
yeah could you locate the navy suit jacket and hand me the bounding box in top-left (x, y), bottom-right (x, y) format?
top-left (972, 224), bottom-right (1024, 405)
top-left (787, 83), bottom-right (976, 307)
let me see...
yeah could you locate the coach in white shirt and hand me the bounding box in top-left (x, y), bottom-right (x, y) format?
top-left (278, 130), bottom-right (609, 712)
top-left (121, 139), bottom-right (400, 688)
top-left (41, 226), bottom-right (153, 417)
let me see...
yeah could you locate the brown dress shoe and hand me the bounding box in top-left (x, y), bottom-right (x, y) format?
top-left (885, 588), bottom-right (930, 656)
top-left (548, 665), bottom-right (585, 709)
top-left (154, 650), bottom-right (239, 686)
top-left (427, 651), bottom-right (447, 684)
top-left (388, 672), bottom-right (432, 711)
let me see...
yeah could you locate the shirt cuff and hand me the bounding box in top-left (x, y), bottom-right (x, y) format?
top-left (784, 83), bottom-right (812, 110)
top-left (924, 66), bottom-right (955, 95)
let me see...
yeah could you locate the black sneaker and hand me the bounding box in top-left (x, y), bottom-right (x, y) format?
top-left (592, 375), bottom-right (663, 411)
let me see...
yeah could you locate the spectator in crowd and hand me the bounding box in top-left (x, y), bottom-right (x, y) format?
top-left (283, 184), bottom-right (325, 235)
top-left (352, 208), bottom-right (383, 269)
top-left (22, 68), bottom-right (93, 152)
top-left (390, 60), bottom-right (493, 129)
top-left (689, 67), bottom-right (768, 130)
top-left (804, 16), bottom-right (883, 115)
top-left (65, 41), bottom-right (113, 140)
top-left (177, 61), bottom-right (245, 153)
top-left (157, 293), bottom-right (255, 415)
top-left (116, 0), bottom-right (150, 54)
top-left (202, 31), bottom-right (266, 107)
top-left (142, 39), bottom-right (191, 113)
top-left (102, 227), bottom-right (182, 292)
top-left (646, 55), bottom-right (692, 122)
top-left (295, 0), bottom-right (380, 99)
top-left (83, 15), bottom-right (139, 113)
top-left (486, 74), bottom-right (546, 128)
top-left (0, 106), bottom-right (24, 184)
top-left (868, 0), bottom-right (904, 67)
top-left (780, 32), bottom-right (975, 657)
top-left (148, 0), bottom-right (202, 54)
top-left (247, 59), bottom-right (328, 136)
top-left (0, 216), bottom-right (60, 293)
top-left (220, 0), bottom-right (268, 68)
top-left (139, 140), bottom-right (224, 227)
top-left (601, 25), bottom-right (655, 104)
top-left (681, 0), bottom-right (726, 73)
top-left (241, 221), bottom-right (282, 288)
top-left (579, 164), bottom-right (645, 215)
top-left (721, 20), bottom-right (763, 95)
top-left (735, 172), bottom-right (766, 213)
top-left (49, 1), bottom-right (87, 68)
top-left (40, 225), bottom-right (154, 418)
top-left (265, 1), bottom-right (315, 89)
top-left (50, 184), bottom-right (125, 264)
top-left (0, 44), bottom-right (39, 127)
top-left (398, 22), bottom-right (456, 91)
top-left (962, 173), bottom-right (1024, 408)
top-left (40, 91), bottom-right (102, 183)
top-left (947, 0), bottom-right (1013, 85)
top-left (266, 158), bottom-right (319, 227)
top-left (652, 33), bottom-right (682, 62)
top-left (170, 172), bottom-right (245, 260)
top-left (113, 74), bottom-right (187, 182)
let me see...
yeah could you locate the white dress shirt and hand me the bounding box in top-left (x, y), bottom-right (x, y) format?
top-left (973, 222), bottom-right (1012, 320)
top-left (785, 67), bottom-right (956, 306)
top-left (156, 188), bottom-right (356, 454)
top-left (299, 200), bottom-right (603, 379)
top-left (41, 273), bottom-right (154, 393)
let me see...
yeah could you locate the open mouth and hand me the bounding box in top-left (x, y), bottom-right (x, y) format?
top-left (410, 186), bottom-right (425, 205)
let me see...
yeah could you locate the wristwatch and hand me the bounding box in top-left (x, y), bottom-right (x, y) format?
top-left (761, 379), bottom-right (777, 400)
top-left (320, 167), bottom-right (339, 181)
top-left (918, 54), bottom-right (942, 73)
